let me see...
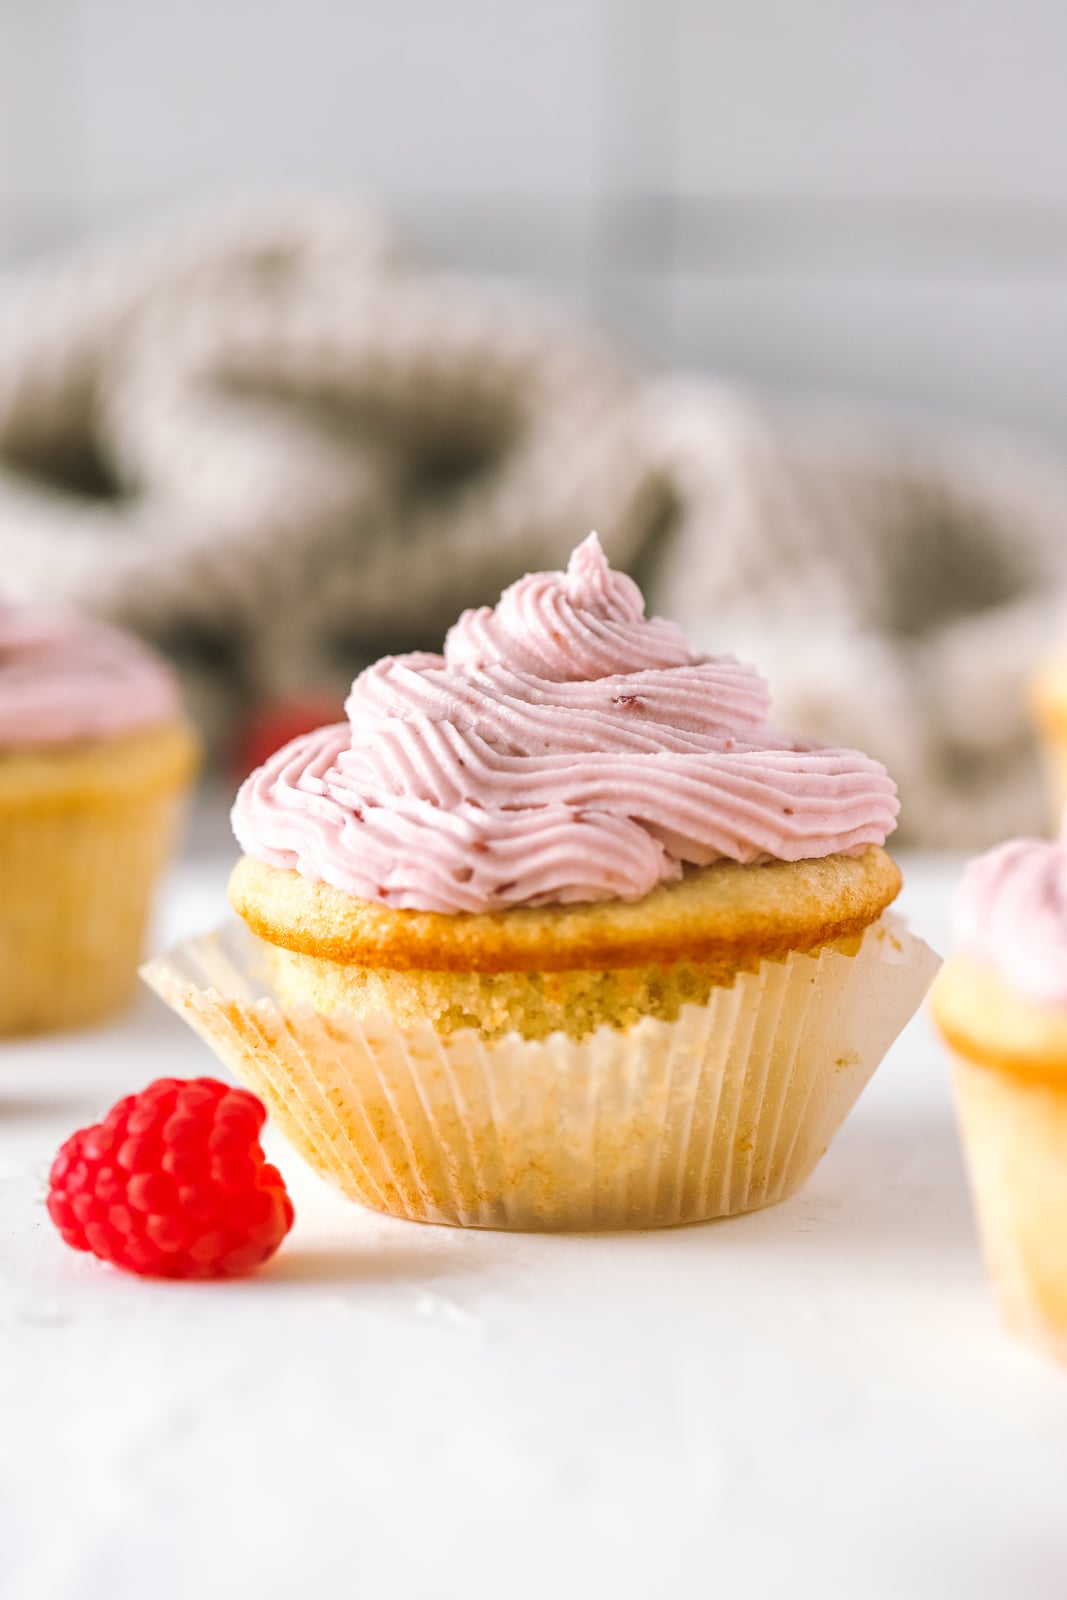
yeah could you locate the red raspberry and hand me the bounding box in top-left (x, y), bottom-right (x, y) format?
top-left (47, 1077), bottom-right (295, 1279)
top-left (230, 695), bottom-right (343, 783)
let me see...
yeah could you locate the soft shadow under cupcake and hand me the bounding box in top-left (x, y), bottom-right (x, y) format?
top-left (258, 1237), bottom-right (493, 1288)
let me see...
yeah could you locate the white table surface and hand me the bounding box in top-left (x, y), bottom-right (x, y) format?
top-left (3, 839), bottom-right (1066, 1600)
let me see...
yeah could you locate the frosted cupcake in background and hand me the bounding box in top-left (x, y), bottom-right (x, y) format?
top-left (1030, 660), bottom-right (1067, 829)
top-left (931, 829), bottom-right (1067, 1365)
top-left (147, 535), bottom-right (938, 1230)
top-left (0, 606), bottom-right (200, 1034)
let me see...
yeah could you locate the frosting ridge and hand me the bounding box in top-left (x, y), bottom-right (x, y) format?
top-left (0, 605), bottom-right (182, 748)
top-left (232, 534), bottom-right (899, 912)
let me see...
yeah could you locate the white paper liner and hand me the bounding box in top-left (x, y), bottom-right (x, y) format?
top-left (0, 787), bottom-right (186, 1034)
top-left (142, 914), bottom-right (939, 1231)
top-left (950, 1052), bottom-right (1067, 1365)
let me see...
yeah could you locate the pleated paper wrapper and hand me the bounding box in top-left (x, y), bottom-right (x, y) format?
top-left (950, 1051), bottom-right (1067, 1366)
top-left (0, 789), bottom-right (187, 1035)
top-left (143, 914), bottom-right (939, 1231)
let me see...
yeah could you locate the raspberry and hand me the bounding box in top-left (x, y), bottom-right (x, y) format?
top-left (230, 695), bottom-right (342, 782)
top-left (47, 1077), bottom-right (295, 1279)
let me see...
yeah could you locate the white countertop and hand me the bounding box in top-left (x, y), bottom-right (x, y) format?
top-left (3, 845), bottom-right (1066, 1600)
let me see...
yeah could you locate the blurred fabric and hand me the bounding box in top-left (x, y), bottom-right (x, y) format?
top-left (1, 196), bottom-right (1065, 847)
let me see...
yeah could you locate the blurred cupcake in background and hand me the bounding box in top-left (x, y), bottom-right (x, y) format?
top-left (148, 535), bottom-right (938, 1231)
top-left (1029, 656), bottom-right (1067, 828)
top-left (930, 828), bottom-right (1067, 1365)
top-left (0, 605), bottom-right (200, 1034)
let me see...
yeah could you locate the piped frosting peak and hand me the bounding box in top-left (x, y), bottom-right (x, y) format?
top-left (232, 535), bottom-right (898, 912)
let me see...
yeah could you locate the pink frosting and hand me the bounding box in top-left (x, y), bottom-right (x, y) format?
top-left (0, 605), bottom-right (182, 749)
top-left (232, 534), bottom-right (899, 912)
top-left (954, 832), bottom-right (1067, 1007)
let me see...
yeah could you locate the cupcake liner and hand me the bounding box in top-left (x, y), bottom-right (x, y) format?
top-left (144, 914), bottom-right (937, 1230)
top-left (950, 1051), bottom-right (1067, 1365)
top-left (0, 788), bottom-right (188, 1034)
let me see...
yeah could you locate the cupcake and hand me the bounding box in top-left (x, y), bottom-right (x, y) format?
top-left (1030, 659), bottom-right (1067, 825)
top-left (145, 535), bottom-right (937, 1230)
top-left (930, 831), bottom-right (1067, 1363)
top-left (0, 605), bottom-right (199, 1033)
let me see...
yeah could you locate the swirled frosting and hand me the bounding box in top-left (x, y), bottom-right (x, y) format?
top-left (232, 534), bottom-right (899, 912)
top-left (0, 605), bottom-right (182, 749)
top-left (954, 831), bottom-right (1067, 1007)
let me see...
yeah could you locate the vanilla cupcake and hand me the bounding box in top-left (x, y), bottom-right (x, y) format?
top-left (146, 536), bottom-right (937, 1229)
top-left (0, 606), bottom-right (199, 1033)
top-left (1030, 660), bottom-right (1067, 824)
top-left (931, 832), bottom-right (1067, 1364)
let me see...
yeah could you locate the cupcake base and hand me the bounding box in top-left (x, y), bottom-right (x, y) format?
top-left (143, 913), bottom-right (937, 1231)
top-left (0, 721), bottom-right (199, 1034)
top-left (951, 1052), bottom-right (1067, 1365)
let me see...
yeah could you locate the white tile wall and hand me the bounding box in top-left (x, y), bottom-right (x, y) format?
top-left (664, 272), bottom-right (1067, 438)
top-left (2, 0), bottom-right (1067, 436)
top-left (674, 0), bottom-right (1067, 204)
top-left (71, 0), bottom-right (616, 206)
top-left (0, 2), bottom-right (78, 234)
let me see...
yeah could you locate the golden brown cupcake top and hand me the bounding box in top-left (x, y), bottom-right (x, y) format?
top-left (230, 844), bottom-right (901, 975)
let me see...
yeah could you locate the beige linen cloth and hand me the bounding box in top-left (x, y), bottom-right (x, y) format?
top-left (1, 197), bottom-right (1064, 847)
